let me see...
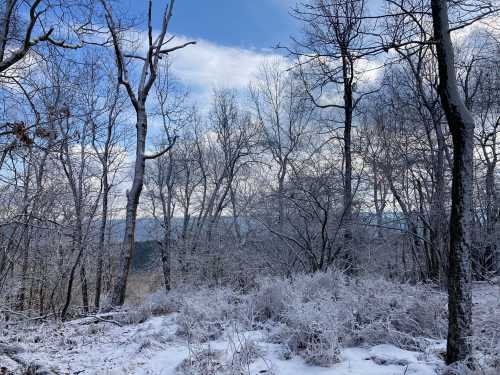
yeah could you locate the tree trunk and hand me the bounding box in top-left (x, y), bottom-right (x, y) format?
top-left (80, 263), bottom-right (89, 313)
top-left (61, 219), bottom-right (84, 320)
top-left (161, 234), bottom-right (171, 293)
top-left (431, 0), bottom-right (474, 364)
top-left (373, 166), bottom-right (382, 239)
top-left (277, 164), bottom-right (287, 232)
top-left (429, 117), bottom-right (448, 283)
top-left (342, 51), bottom-right (354, 269)
top-left (484, 165), bottom-right (497, 274)
top-left (111, 108), bottom-right (147, 306)
top-left (94, 170), bottom-right (109, 310)
top-left (160, 175), bottom-right (173, 294)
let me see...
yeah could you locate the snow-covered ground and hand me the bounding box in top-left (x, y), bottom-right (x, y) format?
top-left (0, 313), bottom-right (443, 374)
top-left (1, 280), bottom-right (498, 374)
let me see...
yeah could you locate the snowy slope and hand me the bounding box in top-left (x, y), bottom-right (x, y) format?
top-left (1, 280), bottom-right (498, 374)
top-left (0, 312), bottom-right (443, 374)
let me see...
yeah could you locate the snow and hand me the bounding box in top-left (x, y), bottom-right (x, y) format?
top-left (255, 345), bottom-right (439, 375)
top-left (0, 312), bottom-right (444, 374)
top-left (2, 280), bottom-right (497, 374)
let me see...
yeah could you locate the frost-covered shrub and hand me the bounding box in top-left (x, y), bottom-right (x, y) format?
top-left (143, 289), bottom-right (183, 315)
top-left (118, 306), bottom-right (151, 325)
top-left (125, 287), bottom-right (191, 324)
top-left (86, 324), bottom-right (105, 336)
top-left (278, 299), bottom-right (342, 366)
top-left (23, 362), bottom-right (55, 375)
top-left (175, 287), bottom-right (245, 342)
top-left (58, 336), bottom-right (78, 349)
top-left (258, 272), bottom-right (447, 363)
top-left (175, 348), bottom-right (224, 375)
top-left (344, 278), bottom-right (447, 350)
top-left (98, 294), bottom-right (113, 313)
top-left (177, 335), bottom-right (263, 375)
top-left (293, 269), bottom-right (345, 303)
top-left (437, 361), bottom-right (498, 375)
top-left (176, 312), bottom-right (224, 343)
top-left (258, 271), bottom-right (346, 365)
top-left (149, 270), bottom-right (448, 365)
top-left (251, 278), bottom-right (293, 321)
top-left (473, 306), bottom-right (500, 371)
top-left (136, 338), bottom-right (154, 353)
top-left (227, 337), bottom-right (263, 373)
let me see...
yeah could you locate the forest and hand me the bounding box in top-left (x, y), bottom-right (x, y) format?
top-left (0, 0), bottom-right (499, 374)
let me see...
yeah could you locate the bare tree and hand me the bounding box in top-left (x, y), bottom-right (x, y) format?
top-left (250, 58), bottom-right (313, 231)
top-left (100, 0), bottom-right (195, 305)
top-left (0, 0), bottom-right (88, 73)
top-left (457, 32), bottom-right (500, 277)
top-left (291, 0), bottom-right (374, 269)
top-left (144, 59), bottom-right (190, 294)
top-left (431, 0), bottom-right (476, 365)
top-left (90, 62), bottom-right (127, 311)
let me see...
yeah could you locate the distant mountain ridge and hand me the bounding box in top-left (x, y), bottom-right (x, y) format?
top-left (106, 218), bottom-right (181, 242)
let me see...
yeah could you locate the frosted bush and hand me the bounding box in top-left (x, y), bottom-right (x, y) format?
top-left (98, 294), bottom-right (113, 312)
top-left (293, 269), bottom-right (345, 303)
top-left (402, 294), bottom-right (447, 337)
top-left (175, 287), bottom-right (245, 342)
top-left (136, 338), bottom-right (154, 353)
top-left (437, 361), bottom-right (499, 375)
top-left (226, 337), bottom-right (263, 373)
top-left (176, 348), bottom-right (224, 375)
top-left (251, 277), bottom-right (293, 321)
top-left (86, 324), bottom-right (105, 336)
top-left (142, 270), bottom-right (448, 365)
top-left (279, 299), bottom-right (342, 366)
top-left (176, 310), bottom-right (224, 342)
top-left (143, 289), bottom-right (182, 315)
top-left (257, 272), bottom-right (448, 363)
top-left (340, 278), bottom-right (447, 350)
top-left (23, 362), bottom-right (56, 375)
top-left (118, 306), bottom-right (151, 325)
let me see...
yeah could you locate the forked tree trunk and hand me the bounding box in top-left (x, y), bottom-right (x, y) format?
top-left (100, 0), bottom-right (191, 306)
top-left (111, 109), bottom-right (147, 306)
top-left (431, 0), bottom-right (474, 365)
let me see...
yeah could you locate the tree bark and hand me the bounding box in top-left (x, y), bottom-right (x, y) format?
top-left (111, 108), bottom-right (147, 306)
top-left (342, 50), bottom-right (354, 269)
top-left (80, 262), bottom-right (89, 313)
top-left (431, 0), bottom-right (474, 365)
top-left (94, 170), bottom-right (108, 310)
top-left (61, 217), bottom-right (84, 320)
top-left (484, 164), bottom-right (497, 274)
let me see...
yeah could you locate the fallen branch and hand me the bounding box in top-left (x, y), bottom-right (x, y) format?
top-left (79, 314), bottom-right (123, 327)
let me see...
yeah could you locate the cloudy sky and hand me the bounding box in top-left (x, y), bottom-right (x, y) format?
top-left (123, 0), bottom-right (301, 105)
top-left (166, 0), bottom-right (299, 49)
top-left (122, 1), bottom-right (390, 107)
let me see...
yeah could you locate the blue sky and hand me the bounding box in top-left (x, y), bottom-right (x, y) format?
top-left (122, 0), bottom-right (304, 109)
top-left (127, 0), bottom-right (299, 50)
top-left (122, 0), bottom-right (385, 109)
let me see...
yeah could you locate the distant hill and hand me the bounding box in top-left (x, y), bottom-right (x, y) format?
top-left (106, 218), bottom-right (181, 242)
top-left (132, 240), bottom-right (159, 271)
top-left (106, 213), bottom-right (405, 244)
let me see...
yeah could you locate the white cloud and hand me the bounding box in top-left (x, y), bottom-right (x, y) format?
top-left (166, 35), bottom-right (286, 105)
